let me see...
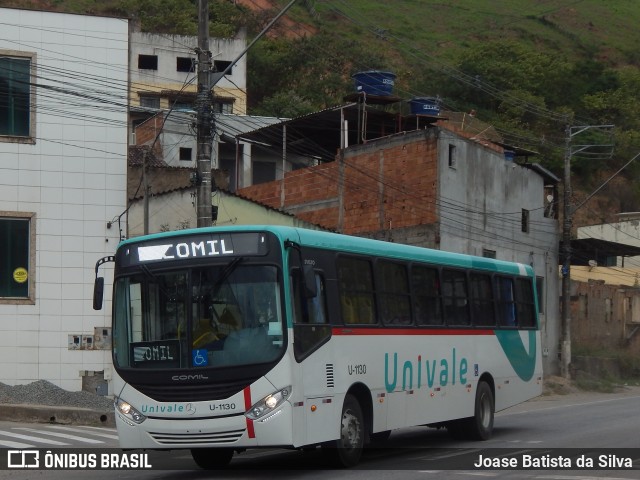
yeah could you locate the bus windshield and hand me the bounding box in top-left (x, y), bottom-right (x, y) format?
top-left (112, 263), bottom-right (285, 371)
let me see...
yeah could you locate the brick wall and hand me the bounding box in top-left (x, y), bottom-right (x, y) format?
top-left (238, 130), bottom-right (439, 235)
top-left (134, 113), bottom-right (164, 157)
top-left (571, 280), bottom-right (640, 355)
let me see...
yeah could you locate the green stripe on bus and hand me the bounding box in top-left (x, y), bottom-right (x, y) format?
top-left (495, 330), bottom-right (537, 381)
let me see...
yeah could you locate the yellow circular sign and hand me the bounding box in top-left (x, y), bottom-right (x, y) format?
top-left (13, 267), bottom-right (28, 284)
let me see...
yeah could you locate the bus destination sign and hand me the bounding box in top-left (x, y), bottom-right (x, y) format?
top-left (131, 340), bottom-right (180, 368)
top-left (125, 232), bottom-right (268, 266)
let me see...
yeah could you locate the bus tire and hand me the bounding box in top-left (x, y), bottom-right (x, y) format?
top-left (190, 447), bottom-right (234, 469)
top-left (323, 394), bottom-right (364, 467)
top-left (467, 381), bottom-right (494, 440)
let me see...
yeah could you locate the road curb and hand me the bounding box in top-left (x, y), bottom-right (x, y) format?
top-left (0, 404), bottom-right (115, 428)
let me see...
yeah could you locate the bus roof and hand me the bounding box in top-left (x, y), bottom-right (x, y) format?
top-left (117, 225), bottom-right (533, 277)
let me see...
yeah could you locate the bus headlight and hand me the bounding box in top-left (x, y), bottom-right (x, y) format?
top-left (245, 386), bottom-right (291, 420)
top-left (114, 397), bottom-right (146, 424)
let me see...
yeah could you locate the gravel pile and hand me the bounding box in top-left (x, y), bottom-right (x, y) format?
top-left (0, 380), bottom-right (114, 411)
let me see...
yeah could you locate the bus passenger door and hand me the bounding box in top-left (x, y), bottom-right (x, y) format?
top-left (289, 249), bottom-right (336, 445)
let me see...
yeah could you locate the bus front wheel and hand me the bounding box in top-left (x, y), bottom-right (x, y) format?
top-left (190, 447), bottom-right (234, 469)
top-left (323, 394), bottom-right (364, 467)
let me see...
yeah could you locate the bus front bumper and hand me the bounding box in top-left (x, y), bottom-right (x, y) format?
top-left (114, 402), bottom-right (294, 450)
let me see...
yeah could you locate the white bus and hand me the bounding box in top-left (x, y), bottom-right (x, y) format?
top-left (94, 225), bottom-right (542, 468)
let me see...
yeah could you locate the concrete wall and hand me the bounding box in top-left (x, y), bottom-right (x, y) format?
top-left (436, 130), bottom-right (561, 375)
top-left (128, 189), bottom-right (323, 238)
top-left (0, 9), bottom-right (128, 390)
top-left (578, 219), bottom-right (640, 268)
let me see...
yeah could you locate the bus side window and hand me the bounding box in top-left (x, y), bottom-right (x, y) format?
top-left (377, 260), bottom-right (412, 325)
top-left (515, 278), bottom-right (536, 328)
top-left (309, 274), bottom-right (328, 324)
top-left (291, 269), bottom-right (328, 324)
top-left (442, 269), bottom-right (470, 326)
top-left (337, 256), bottom-right (377, 325)
top-left (411, 265), bottom-right (443, 326)
top-left (496, 276), bottom-right (517, 327)
top-left (470, 273), bottom-right (496, 326)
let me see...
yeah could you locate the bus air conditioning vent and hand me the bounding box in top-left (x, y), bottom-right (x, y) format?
top-left (326, 364), bottom-right (335, 388)
top-left (149, 428), bottom-right (245, 445)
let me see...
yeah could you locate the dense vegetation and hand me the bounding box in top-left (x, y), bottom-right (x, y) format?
top-left (5, 0), bottom-right (640, 218)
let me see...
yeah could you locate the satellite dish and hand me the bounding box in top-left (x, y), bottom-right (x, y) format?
top-left (588, 260), bottom-right (598, 268)
top-left (546, 194), bottom-right (554, 203)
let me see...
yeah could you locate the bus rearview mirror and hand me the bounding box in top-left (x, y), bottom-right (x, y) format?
top-left (93, 277), bottom-right (105, 310)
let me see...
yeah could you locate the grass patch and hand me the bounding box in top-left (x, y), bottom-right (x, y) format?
top-left (572, 345), bottom-right (640, 391)
top-left (575, 376), bottom-right (619, 393)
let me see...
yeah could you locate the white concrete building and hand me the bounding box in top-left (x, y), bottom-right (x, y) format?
top-left (129, 27), bottom-right (248, 142)
top-left (578, 212), bottom-right (640, 268)
top-left (0, 8), bottom-right (128, 391)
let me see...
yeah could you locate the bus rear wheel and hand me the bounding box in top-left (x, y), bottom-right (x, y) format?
top-left (469, 381), bottom-right (494, 440)
top-left (190, 447), bottom-right (234, 469)
top-left (448, 381), bottom-right (494, 441)
top-left (323, 394), bottom-right (364, 467)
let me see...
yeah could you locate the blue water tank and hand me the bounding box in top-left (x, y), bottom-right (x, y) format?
top-left (352, 71), bottom-right (396, 96)
top-left (408, 97), bottom-right (440, 116)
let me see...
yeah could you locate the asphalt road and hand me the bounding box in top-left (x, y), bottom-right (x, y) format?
top-left (1, 386), bottom-right (639, 479)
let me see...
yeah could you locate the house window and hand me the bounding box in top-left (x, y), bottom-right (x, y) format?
top-left (179, 147), bottom-right (192, 161)
top-left (482, 249), bottom-right (496, 259)
top-left (214, 101), bottom-right (233, 114)
top-left (0, 53), bottom-right (35, 139)
top-left (448, 144), bottom-right (456, 168)
top-left (252, 161), bottom-right (276, 184)
top-left (214, 60), bottom-right (232, 75)
top-left (521, 209), bottom-right (530, 233)
top-left (0, 213), bottom-right (35, 304)
top-left (138, 54), bottom-right (158, 70)
top-left (139, 96), bottom-right (160, 109)
top-left (176, 57), bottom-right (195, 73)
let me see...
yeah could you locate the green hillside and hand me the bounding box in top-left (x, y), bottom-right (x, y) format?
top-left (253, 0), bottom-right (640, 216)
top-left (4, 0), bottom-right (640, 219)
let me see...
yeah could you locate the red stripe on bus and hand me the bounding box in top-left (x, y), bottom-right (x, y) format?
top-left (331, 327), bottom-right (494, 336)
top-left (243, 387), bottom-right (255, 439)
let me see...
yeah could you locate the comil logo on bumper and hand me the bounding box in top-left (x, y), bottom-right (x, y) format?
top-left (172, 373), bottom-right (209, 381)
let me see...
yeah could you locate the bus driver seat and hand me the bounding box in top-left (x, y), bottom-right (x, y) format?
top-left (218, 305), bottom-right (242, 337)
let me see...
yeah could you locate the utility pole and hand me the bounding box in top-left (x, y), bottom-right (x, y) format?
top-left (196, 0), bottom-right (213, 228)
top-left (560, 123), bottom-right (614, 379)
top-left (194, 0), bottom-right (298, 228)
top-left (560, 123), bottom-right (572, 379)
top-left (143, 150), bottom-right (150, 234)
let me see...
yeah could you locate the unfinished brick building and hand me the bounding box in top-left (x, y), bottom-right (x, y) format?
top-left (234, 104), bottom-right (561, 375)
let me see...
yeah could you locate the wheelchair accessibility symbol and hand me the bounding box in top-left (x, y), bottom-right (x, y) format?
top-left (192, 349), bottom-right (208, 367)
